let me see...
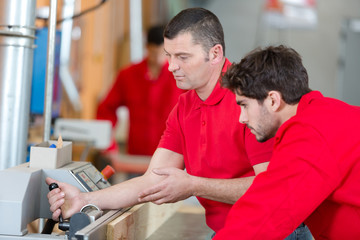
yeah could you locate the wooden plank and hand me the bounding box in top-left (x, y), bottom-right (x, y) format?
top-left (146, 205), bottom-right (212, 240)
top-left (107, 201), bottom-right (182, 240)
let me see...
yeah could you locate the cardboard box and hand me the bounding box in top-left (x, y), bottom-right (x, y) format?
top-left (29, 141), bottom-right (72, 169)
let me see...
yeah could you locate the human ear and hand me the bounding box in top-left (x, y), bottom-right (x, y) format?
top-left (267, 91), bottom-right (282, 112)
top-left (209, 44), bottom-right (223, 64)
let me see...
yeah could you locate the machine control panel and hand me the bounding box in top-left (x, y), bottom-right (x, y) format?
top-left (71, 163), bottom-right (111, 192)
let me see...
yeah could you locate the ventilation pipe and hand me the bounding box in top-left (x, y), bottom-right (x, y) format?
top-left (0, 0), bottom-right (37, 170)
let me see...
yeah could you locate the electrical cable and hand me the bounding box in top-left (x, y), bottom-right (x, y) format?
top-left (57, 0), bottom-right (107, 24)
top-left (36, 0), bottom-right (108, 25)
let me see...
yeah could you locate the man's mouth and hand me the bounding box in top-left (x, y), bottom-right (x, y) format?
top-left (173, 75), bottom-right (184, 80)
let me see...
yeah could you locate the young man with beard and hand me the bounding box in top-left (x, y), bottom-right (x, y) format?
top-left (215, 45), bottom-right (360, 239)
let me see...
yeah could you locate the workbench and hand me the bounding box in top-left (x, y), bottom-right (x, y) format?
top-left (107, 201), bottom-right (212, 240)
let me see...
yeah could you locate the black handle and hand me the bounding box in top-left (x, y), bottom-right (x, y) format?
top-left (49, 182), bottom-right (59, 191)
top-left (49, 182), bottom-right (70, 231)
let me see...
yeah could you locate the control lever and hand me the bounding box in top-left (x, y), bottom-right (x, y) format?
top-left (48, 183), bottom-right (103, 239)
top-left (48, 183), bottom-right (70, 231)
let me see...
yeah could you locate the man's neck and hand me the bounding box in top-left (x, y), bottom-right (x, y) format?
top-left (196, 58), bottom-right (226, 101)
top-left (279, 103), bottom-right (299, 125)
top-left (147, 61), bottom-right (162, 80)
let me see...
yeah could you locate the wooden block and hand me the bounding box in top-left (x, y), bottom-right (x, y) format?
top-left (107, 201), bottom-right (182, 240)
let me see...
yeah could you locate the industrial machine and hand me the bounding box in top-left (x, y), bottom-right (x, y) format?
top-left (0, 0), bottom-right (135, 239)
top-left (0, 140), bottom-right (126, 240)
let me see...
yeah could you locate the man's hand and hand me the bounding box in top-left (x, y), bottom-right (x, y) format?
top-left (138, 167), bottom-right (193, 204)
top-left (46, 177), bottom-right (87, 221)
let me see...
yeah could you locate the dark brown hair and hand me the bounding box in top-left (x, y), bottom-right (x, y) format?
top-left (164, 8), bottom-right (225, 55)
top-left (222, 45), bottom-right (311, 104)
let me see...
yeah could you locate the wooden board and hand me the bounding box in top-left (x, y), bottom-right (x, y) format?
top-left (146, 204), bottom-right (212, 240)
top-left (107, 201), bottom-right (182, 240)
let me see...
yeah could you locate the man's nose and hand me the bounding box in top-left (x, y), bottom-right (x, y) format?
top-left (239, 111), bottom-right (248, 124)
top-left (168, 59), bottom-right (179, 72)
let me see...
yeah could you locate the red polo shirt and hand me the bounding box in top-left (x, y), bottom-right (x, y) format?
top-left (97, 58), bottom-right (184, 155)
top-left (215, 91), bottom-right (360, 239)
top-left (158, 59), bottom-right (274, 232)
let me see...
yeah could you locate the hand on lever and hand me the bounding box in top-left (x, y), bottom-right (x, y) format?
top-left (46, 177), bottom-right (87, 221)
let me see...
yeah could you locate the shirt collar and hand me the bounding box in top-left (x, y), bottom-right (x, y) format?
top-left (297, 91), bottom-right (323, 114)
top-left (193, 58), bottom-right (232, 109)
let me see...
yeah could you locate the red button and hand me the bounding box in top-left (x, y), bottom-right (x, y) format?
top-left (101, 165), bottom-right (115, 180)
top-left (202, 121), bottom-right (206, 126)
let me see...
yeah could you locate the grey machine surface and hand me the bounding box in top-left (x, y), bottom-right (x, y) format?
top-left (0, 161), bottom-right (125, 240)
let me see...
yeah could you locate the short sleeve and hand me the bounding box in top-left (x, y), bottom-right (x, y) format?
top-left (157, 103), bottom-right (183, 154)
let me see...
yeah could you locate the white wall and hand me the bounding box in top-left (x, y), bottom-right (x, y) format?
top-left (202, 0), bottom-right (360, 99)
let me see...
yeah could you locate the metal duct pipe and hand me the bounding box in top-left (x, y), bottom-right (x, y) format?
top-left (43, 0), bottom-right (58, 142)
top-left (0, 0), bottom-right (37, 170)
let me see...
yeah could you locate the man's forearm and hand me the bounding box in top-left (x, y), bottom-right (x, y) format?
top-left (86, 173), bottom-right (165, 210)
top-left (191, 176), bottom-right (255, 204)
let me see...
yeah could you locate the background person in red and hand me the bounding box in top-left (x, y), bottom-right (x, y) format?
top-left (215, 45), bottom-right (360, 239)
top-left (96, 25), bottom-right (184, 174)
top-left (47, 8), bottom-right (275, 235)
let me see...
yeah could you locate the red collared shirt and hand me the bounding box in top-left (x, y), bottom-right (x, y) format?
top-left (215, 91), bottom-right (360, 240)
top-left (97, 58), bottom-right (184, 155)
top-left (158, 59), bottom-right (274, 232)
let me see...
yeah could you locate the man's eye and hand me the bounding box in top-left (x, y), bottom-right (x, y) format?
top-left (179, 56), bottom-right (188, 60)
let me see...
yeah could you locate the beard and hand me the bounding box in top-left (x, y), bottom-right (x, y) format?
top-left (256, 131), bottom-right (274, 143)
top-left (248, 125), bottom-right (273, 143)
top-left (247, 106), bottom-right (278, 143)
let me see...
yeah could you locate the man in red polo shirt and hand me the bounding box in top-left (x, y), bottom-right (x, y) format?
top-left (214, 45), bottom-right (360, 239)
top-left (47, 9), bottom-right (309, 237)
